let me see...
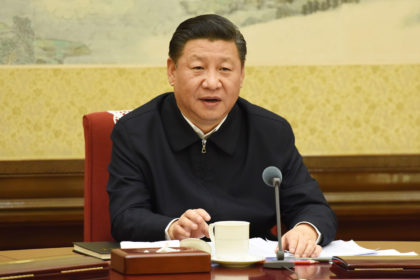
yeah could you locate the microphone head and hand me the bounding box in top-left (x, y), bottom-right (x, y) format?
top-left (262, 166), bottom-right (282, 187)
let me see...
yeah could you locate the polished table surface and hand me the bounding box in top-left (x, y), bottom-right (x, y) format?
top-left (1, 241), bottom-right (419, 280)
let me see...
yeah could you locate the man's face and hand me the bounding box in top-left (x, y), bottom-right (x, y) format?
top-left (167, 39), bottom-right (245, 133)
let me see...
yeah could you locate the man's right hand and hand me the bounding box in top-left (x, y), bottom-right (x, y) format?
top-left (168, 208), bottom-right (211, 240)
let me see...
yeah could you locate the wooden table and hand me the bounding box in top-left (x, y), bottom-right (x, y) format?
top-left (1, 241), bottom-right (419, 280)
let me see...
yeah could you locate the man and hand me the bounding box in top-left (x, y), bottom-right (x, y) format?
top-left (107, 14), bottom-right (336, 258)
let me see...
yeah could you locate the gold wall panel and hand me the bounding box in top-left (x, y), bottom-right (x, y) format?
top-left (1, 65), bottom-right (419, 159)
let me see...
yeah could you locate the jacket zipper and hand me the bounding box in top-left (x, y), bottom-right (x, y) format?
top-left (201, 139), bottom-right (207, 154)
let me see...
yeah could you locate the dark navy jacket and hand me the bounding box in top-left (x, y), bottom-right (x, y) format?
top-left (107, 92), bottom-right (336, 245)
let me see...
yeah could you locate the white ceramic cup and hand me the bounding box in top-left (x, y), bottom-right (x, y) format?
top-left (208, 221), bottom-right (250, 260)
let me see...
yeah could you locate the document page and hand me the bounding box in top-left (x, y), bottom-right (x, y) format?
top-left (120, 238), bottom-right (418, 260)
top-left (248, 238), bottom-right (418, 260)
top-left (121, 240), bottom-right (180, 249)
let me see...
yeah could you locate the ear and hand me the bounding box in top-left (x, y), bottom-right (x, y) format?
top-left (167, 58), bottom-right (176, 86)
top-left (239, 64), bottom-right (245, 88)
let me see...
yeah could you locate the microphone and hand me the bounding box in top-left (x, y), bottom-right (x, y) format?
top-left (262, 166), bottom-right (295, 269)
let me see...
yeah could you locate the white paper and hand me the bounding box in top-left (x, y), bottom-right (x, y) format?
top-left (121, 240), bottom-right (180, 249)
top-left (247, 238), bottom-right (277, 258)
top-left (319, 240), bottom-right (377, 257)
top-left (375, 249), bottom-right (417, 256)
top-left (246, 238), bottom-right (418, 259)
top-left (120, 238), bottom-right (418, 259)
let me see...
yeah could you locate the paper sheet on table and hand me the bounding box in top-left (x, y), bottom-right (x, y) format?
top-left (121, 240), bottom-right (180, 249)
top-left (375, 249), bottom-right (418, 256)
top-left (120, 238), bottom-right (417, 259)
top-left (247, 238), bottom-right (418, 259)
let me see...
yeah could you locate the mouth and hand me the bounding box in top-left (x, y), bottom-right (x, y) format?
top-left (199, 97), bottom-right (221, 103)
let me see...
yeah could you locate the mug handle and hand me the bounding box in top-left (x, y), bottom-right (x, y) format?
top-left (208, 223), bottom-right (215, 242)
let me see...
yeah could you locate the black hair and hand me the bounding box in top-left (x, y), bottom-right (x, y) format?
top-left (169, 14), bottom-right (247, 65)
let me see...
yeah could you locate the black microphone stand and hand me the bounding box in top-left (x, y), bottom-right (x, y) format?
top-left (263, 177), bottom-right (295, 269)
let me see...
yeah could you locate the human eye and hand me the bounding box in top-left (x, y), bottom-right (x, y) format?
top-left (219, 63), bottom-right (233, 72)
top-left (191, 65), bottom-right (204, 70)
top-left (219, 66), bottom-right (233, 74)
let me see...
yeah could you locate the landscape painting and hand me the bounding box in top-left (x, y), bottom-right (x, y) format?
top-left (1, 0), bottom-right (419, 65)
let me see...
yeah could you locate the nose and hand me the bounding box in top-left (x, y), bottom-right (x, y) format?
top-left (202, 70), bottom-right (221, 90)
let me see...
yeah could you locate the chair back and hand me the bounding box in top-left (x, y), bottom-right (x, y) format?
top-left (82, 110), bottom-right (130, 241)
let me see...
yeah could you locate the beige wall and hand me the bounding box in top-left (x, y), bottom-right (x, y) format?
top-left (1, 64), bottom-right (419, 160)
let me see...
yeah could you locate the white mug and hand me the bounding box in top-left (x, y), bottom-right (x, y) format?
top-left (209, 221), bottom-right (250, 260)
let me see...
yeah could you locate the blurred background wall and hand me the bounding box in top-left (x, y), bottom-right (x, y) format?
top-left (1, 64), bottom-right (419, 159)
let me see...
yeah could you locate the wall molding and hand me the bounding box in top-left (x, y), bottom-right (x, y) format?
top-left (0, 159), bottom-right (84, 250)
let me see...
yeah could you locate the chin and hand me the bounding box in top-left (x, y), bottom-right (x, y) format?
top-left (202, 113), bottom-right (224, 121)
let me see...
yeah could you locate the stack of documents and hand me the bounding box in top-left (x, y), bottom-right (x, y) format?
top-left (248, 238), bottom-right (418, 260)
top-left (121, 238), bottom-right (418, 261)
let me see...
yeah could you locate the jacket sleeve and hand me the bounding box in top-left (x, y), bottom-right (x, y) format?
top-left (280, 127), bottom-right (337, 246)
top-left (107, 120), bottom-right (173, 241)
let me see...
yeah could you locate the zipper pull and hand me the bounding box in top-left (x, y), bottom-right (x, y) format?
top-left (201, 139), bottom-right (207, 154)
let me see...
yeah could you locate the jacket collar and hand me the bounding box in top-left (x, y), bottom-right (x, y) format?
top-left (161, 93), bottom-right (241, 156)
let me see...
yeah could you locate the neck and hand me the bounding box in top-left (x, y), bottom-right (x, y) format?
top-left (198, 123), bottom-right (219, 134)
top-left (181, 114), bottom-right (228, 137)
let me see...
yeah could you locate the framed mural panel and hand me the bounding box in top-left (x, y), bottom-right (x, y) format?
top-left (1, 0), bottom-right (419, 65)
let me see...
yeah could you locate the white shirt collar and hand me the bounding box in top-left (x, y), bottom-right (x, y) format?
top-left (181, 114), bottom-right (228, 140)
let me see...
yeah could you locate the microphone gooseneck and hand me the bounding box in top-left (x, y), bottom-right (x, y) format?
top-left (262, 166), bottom-right (295, 269)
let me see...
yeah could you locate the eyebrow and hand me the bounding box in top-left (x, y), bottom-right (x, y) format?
top-left (189, 54), bottom-right (234, 63)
